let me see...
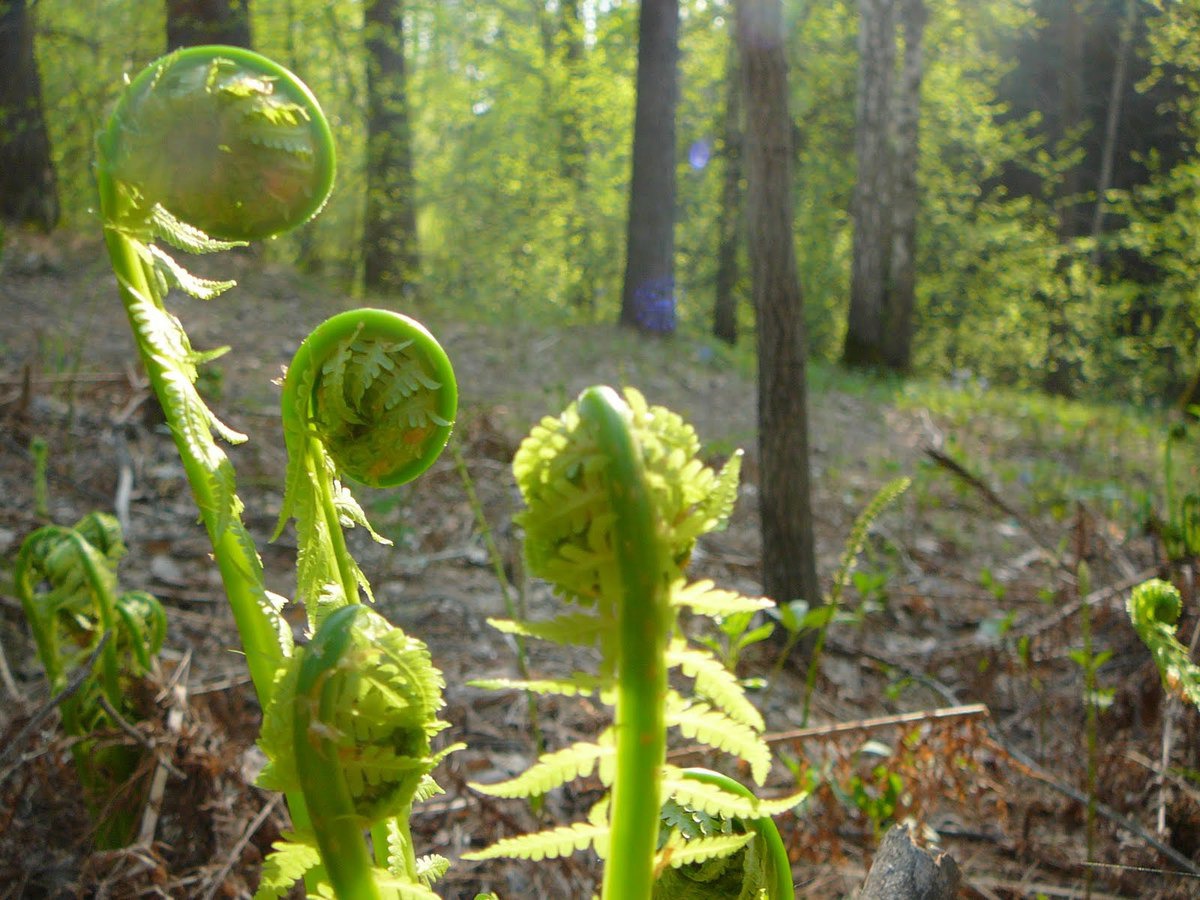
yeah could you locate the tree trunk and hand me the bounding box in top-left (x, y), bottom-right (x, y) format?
top-left (1043, 0), bottom-right (1086, 397)
top-left (882, 0), bottom-right (926, 371)
top-left (559, 0), bottom-right (596, 312)
top-left (619, 0), bottom-right (679, 334)
top-left (1091, 0), bottom-right (1138, 266)
top-left (712, 39), bottom-right (743, 346)
top-left (0, 0), bottom-right (59, 231)
top-left (166, 0), bottom-right (251, 50)
top-left (736, 0), bottom-right (819, 611)
top-left (362, 0), bottom-right (420, 295)
top-left (843, 0), bottom-right (896, 368)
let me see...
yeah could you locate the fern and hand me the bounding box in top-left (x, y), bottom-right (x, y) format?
top-left (462, 820), bottom-right (610, 863)
top-left (472, 387), bottom-right (800, 898)
top-left (1128, 578), bottom-right (1200, 707)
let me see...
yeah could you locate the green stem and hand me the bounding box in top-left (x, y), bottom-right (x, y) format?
top-left (579, 386), bottom-right (668, 900)
top-left (677, 768), bottom-right (794, 898)
top-left (295, 605), bottom-right (382, 900)
top-left (97, 182), bottom-right (284, 703)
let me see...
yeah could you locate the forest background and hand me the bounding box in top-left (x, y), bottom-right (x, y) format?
top-left (5, 0), bottom-right (1200, 409)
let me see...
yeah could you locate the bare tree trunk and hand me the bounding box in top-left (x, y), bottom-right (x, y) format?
top-left (1044, 0), bottom-right (1086, 397)
top-left (559, 0), bottom-right (596, 312)
top-left (0, 0), bottom-right (58, 231)
top-left (843, 0), bottom-right (896, 368)
top-left (882, 0), bottom-right (926, 371)
top-left (166, 0), bottom-right (251, 50)
top-left (713, 39), bottom-right (743, 345)
top-left (619, 0), bottom-right (679, 334)
top-left (1091, 0), bottom-right (1138, 266)
top-left (736, 0), bottom-right (819, 612)
top-left (362, 0), bottom-right (420, 295)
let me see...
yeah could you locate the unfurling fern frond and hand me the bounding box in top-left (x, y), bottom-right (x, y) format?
top-left (257, 604), bottom-right (462, 897)
top-left (1127, 578), bottom-right (1200, 707)
top-left (276, 308), bottom-right (457, 631)
top-left (472, 386), bottom-right (799, 898)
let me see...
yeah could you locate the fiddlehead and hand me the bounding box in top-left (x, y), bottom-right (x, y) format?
top-left (465, 387), bottom-right (804, 898)
top-left (14, 513), bottom-right (166, 847)
top-left (99, 45), bottom-right (334, 243)
top-left (276, 308), bottom-right (457, 630)
top-left (1127, 578), bottom-right (1200, 707)
top-left (95, 45), bottom-right (336, 699)
top-left (255, 604), bottom-right (461, 899)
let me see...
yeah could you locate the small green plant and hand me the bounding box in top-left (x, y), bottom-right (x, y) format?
top-left (1158, 422), bottom-right (1200, 563)
top-left (14, 512), bottom-right (166, 847)
top-left (463, 386), bottom-right (805, 898)
top-left (770, 477), bottom-right (910, 726)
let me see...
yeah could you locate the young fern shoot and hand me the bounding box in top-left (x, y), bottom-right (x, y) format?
top-left (97, 47), bottom-right (462, 894)
top-left (465, 386), bottom-right (804, 898)
top-left (254, 308), bottom-right (461, 897)
top-left (14, 513), bottom-right (166, 847)
top-left (95, 44), bottom-right (335, 700)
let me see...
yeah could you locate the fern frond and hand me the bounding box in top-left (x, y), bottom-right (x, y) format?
top-left (662, 768), bottom-right (809, 821)
top-left (150, 203), bottom-right (245, 253)
top-left (485, 613), bottom-right (610, 647)
top-left (414, 854), bottom-right (450, 888)
top-left (666, 694), bottom-right (771, 784)
top-left (829, 476), bottom-right (910, 607)
top-left (655, 831), bottom-right (754, 872)
top-left (145, 243), bottom-right (236, 298)
top-left (469, 742), bottom-right (613, 799)
top-left (461, 820), bottom-right (608, 862)
top-left (671, 579), bottom-right (774, 618)
top-left (667, 640), bottom-right (764, 731)
top-left (468, 673), bottom-right (606, 697)
top-left (253, 834), bottom-right (321, 900)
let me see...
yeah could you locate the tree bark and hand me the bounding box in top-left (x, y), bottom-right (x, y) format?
top-left (619, 0), bottom-right (679, 334)
top-left (362, 0), bottom-right (420, 295)
top-left (736, 0), bottom-right (820, 612)
top-left (882, 0), bottom-right (926, 371)
top-left (1043, 0), bottom-right (1086, 397)
top-left (713, 39), bottom-right (743, 346)
top-left (559, 0), bottom-right (596, 312)
top-left (165, 0), bottom-right (251, 50)
top-left (843, 0), bottom-right (896, 368)
top-left (0, 0), bottom-right (59, 231)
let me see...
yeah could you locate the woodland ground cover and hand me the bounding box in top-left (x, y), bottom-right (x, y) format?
top-left (1, 231), bottom-right (1198, 897)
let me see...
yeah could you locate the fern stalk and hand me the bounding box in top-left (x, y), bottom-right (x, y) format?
top-left (96, 200), bottom-right (286, 700)
top-left (580, 386), bottom-right (670, 900)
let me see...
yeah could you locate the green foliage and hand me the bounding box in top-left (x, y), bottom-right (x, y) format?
top-left (1127, 578), bottom-right (1200, 708)
top-left (14, 512), bottom-right (166, 847)
top-left (467, 387), bottom-right (802, 898)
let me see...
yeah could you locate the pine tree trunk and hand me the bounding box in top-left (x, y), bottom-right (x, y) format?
top-left (882, 0), bottom-right (926, 371)
top-left (0, 0), bottom-right (59, 231)
top-left (165, 0), bottom-right (251, 50)
top-left (619, 0), bottom-right (679, 334)
top-left (362, 0), bottom-right (420, 295)
top-left (843, 0), bottom-right (896, 368)
top-left (736, 0), bottom-right (819, 611)
top-left (712, 40), bottom-right (742, 346)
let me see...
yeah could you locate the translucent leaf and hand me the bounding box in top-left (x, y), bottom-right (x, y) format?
top-left (469, 742), bottom-right (613, 799)
top-left (461, 820), bottom-right (608, 862)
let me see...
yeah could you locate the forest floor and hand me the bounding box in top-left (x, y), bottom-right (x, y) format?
top-left (1, 231), bottom-right (1198, 899)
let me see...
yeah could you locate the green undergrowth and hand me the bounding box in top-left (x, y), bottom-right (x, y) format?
top-left (899, 378), bottom-right (1197, 531)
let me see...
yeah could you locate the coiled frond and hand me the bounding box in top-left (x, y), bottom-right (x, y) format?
top-left (1128, 578), bottom-right (1200, 707)
top-left (472, 387), bottom-right (798, 897)
top-left (257, 605), bottom-right (462, 897)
